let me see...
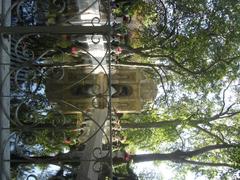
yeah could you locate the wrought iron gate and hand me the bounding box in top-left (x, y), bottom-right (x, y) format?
top-left (0, 0), bottom-right (113, 179)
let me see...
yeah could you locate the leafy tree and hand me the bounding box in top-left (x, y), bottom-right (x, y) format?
top-left (117, 0), bottom-right (240, 96)
top-left (119, 79), bottom-right (240, 178)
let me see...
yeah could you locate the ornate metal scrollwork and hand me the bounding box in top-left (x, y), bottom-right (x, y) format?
top-left (1, 1), bottom-right (112, 180)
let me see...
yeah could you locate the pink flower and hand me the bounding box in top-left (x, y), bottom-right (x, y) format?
top-left (71, 47), bottom-right (78, 55)
top-left (115, 47), bottom-right (122, 55)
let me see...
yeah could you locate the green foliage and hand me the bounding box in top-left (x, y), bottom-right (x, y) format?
top-left (124, 0), bottom-right (240, 91)
top-left (121, 82), bottom-right (240, 178)
top-left (228, 147), bottom-right (240, 168)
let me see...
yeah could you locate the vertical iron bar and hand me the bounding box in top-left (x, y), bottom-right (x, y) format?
top-left (106, 0), bottom-right (113, 178)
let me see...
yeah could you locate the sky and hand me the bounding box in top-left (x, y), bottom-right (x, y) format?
top-left (134, 160), bottom-right (208, 180)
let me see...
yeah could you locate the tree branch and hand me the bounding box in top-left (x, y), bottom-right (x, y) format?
top-left (220, 80), bottom-right (233, 114)
top-left (185, 144), bottom-right (239, 158)
top-left (195, 125), bottom-right (226, 144)
top-left (180, 159), bottom-right (236, 168)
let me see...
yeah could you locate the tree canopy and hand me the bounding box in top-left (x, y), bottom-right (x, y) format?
top-left (113, 0), bottom-right (240, 179)
top-left (118, 0), bottom-right (240, 92)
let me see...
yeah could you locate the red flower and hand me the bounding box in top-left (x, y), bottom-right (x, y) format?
top-left (124, 153), bottom-right (132, 161)
top-left (64, 140), bottom-right (71, 144)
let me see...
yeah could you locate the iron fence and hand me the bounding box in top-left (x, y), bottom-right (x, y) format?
top-left (1, 0), bottom-right (114, 179)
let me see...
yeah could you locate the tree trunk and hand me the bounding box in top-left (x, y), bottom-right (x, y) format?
top-left (11, 150), bottom-right (83, 164)
top-left (12, 123), bottom-right (77, 130)
top-left (120, 113), bottom-right (233, 129)
top-left (121, 120), bottom-right (180, 129)
top-left (131, 153), bottom-right (176, 163)
top-left (131, 144), bottom-right (239, 168)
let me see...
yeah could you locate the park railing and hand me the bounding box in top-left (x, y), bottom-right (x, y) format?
top-left (0, 0), bottom-right (114, 179)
